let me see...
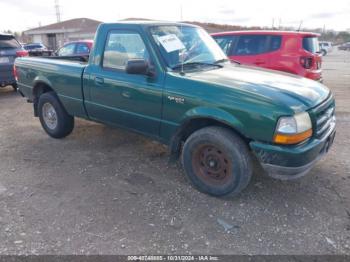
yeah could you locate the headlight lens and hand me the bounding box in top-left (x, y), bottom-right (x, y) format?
top-left (274, 112), bottom-right (312, 144)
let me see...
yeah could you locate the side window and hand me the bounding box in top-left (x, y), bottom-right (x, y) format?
top-left (269, 36), bottom-right (282, 52)
top-left (76, 43), bottom-right (90, 54)
top-left (213, 36), bottom-right (238, 55)
top-left (58, 43), bottom-right (75, 56)
top-left (233, 35), bottom-right (268, 55)
top-left (103, 31), bottom-right (150, 70)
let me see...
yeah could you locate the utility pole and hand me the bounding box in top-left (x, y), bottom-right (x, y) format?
top-left (55, 0), bottom-right (61, 23)
top-left (180, 4), bottom-right (183, 21)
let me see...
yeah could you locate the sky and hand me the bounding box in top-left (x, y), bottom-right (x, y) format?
top-left (0, 0), bottom-right (349, 32)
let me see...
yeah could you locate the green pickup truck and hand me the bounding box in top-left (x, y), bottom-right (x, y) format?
top-left (15, 21), bottom-right (336, 197)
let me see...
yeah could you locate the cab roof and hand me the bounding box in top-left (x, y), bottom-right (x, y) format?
top-left (102, 20), bottom-right (198, 28)
top-left (211, 30), bottom-right (320, 37)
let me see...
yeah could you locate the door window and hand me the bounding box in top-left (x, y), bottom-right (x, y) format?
top-left (233, 35), bottom-right (269, 55)
top-left (76, 43), bottom-right (90, 54)
top-left (103, 31), bottom-right (150, 70)
top-left (58, 43), bottom-right (75, 56)
top-left (269, 36), bottom-right (282, 52)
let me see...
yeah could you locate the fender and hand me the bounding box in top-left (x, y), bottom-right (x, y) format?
top-left (169, 106), bottom-right (246, 161)
top-left (32, 76), bottom-right (55, 117)
top-left (182, 106), bottom-right (244, 131)
top-left (33, 75), bottom-right (54, 95)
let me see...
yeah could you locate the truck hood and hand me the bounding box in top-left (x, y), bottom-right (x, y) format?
top-left (185, 64), bottom-right (330, 112)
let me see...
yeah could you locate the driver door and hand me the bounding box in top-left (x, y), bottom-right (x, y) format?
top-left (84, 30), bottom-right (164, 137)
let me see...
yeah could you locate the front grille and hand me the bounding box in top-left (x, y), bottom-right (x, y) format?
top-left (313, 96), bottom-right (335, 139)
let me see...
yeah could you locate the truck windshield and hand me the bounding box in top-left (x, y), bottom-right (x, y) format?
top-left (150, 25), bottom-right (227, 70)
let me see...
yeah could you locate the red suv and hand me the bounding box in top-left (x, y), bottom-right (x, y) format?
top-left (212, 31), bottom-right (322, 81)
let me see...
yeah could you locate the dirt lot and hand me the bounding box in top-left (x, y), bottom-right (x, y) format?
top-left (0, 50), bottom-right (349, 255)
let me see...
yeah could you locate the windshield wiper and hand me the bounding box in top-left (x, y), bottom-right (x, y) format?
top-left (214, 58), bottom-right (230, 64)
top-left (215, 58), bottom-right (241, 65)
top-left (172, 61), bottom-right (223, 70)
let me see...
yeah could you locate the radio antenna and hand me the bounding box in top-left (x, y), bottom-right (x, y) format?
top-left (180, 4), bottom-right (184, 75)
top-left (298, 20), bottom-right (303, 32)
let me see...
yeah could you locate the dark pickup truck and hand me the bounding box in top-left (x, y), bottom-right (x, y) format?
top-left (15, 21), bottom-right (336, 197)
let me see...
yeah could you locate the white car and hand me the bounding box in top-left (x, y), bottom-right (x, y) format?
top-left (319, 41), bottom-right (333, 56)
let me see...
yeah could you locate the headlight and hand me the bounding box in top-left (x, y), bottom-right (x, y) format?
top-left (274, 112), bottom-right (312, 144)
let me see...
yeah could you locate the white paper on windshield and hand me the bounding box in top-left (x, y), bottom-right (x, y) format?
top-left (158, 34), bottom-right (185, 53)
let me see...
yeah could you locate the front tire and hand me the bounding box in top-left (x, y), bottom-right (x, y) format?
top-left (181, 126), bottom-right (253, 197)
top-left (38, 91), bottom-right (74, 138)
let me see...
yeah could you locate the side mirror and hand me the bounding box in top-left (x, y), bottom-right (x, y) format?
top-left (126, 59), bottom-right (154, 77)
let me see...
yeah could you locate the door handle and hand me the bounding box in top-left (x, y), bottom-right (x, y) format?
top-left (94, 77), bottom-right (104, 86)
top-left (255, 60), bottom-right (265, 65)
top-left (121, 91), bottom-right (131, 99)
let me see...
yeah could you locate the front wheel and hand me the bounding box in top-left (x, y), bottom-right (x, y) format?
top-left (38, 91), bottom-right (74, 138)
top-left (181, 126), bottom-right (253, 197)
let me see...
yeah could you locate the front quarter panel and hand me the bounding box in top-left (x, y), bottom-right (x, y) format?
top-left (160, 72), bottom-right (289, 143)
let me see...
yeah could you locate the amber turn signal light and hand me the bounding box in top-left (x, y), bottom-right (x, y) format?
top-left (274, 129), bottom-right (313, 145)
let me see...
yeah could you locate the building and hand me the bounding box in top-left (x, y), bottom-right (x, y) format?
top-left (24, 18), bottom-right (102, 50)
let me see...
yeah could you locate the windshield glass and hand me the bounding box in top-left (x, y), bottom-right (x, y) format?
top-left (150, 25), bottom-right (227, 69)
top-left (303, 37), bottom-right (320, 54)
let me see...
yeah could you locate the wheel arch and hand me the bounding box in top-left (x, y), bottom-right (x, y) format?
top-left (169, 108), bottom-right (250, 161)
top-left (32, 78), bottom-right (56, 117)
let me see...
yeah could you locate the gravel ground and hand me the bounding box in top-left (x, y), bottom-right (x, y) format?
top-left (0, 50), bottom-right (349, 255)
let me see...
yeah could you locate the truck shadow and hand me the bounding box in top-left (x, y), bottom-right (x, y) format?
top-left (6, 114), bottom-right (348, 254)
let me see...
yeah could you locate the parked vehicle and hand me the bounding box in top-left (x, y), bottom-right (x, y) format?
top-left (55, 40), bottom-right (93, 57)
top-left (212, 31), bottom-right (323, 81)
top-left (0, 33), bottom-right (28, 90)
top-left (23, 43), bottom-right (53, 57)
top-left (319, 41), bottom-right (333, 56)
top-left (338, 42), bottom-right (350, 51)
top-left (15, 22), bottom-right (336, 197)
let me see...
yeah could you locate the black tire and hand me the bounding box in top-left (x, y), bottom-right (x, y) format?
top-left (38, 91), bottom-right (74, 138)
top-left (181, 126), bottom-right (253, 197)
top-left (321, 49), bottom-right (327, 56)
top-left (12, 84), bottom-right (18, 91)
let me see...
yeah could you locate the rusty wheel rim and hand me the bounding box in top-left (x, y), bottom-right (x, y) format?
top-left (192, 144), bottom-right (232, 186)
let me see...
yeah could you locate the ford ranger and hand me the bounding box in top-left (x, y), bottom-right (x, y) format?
top-left (15, 21), bottom-right (336, 197)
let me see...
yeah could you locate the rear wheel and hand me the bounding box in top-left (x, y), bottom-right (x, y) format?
top-left (181, 126), bottom-right (253, 197)
top-left (38, 91), bottom-right (74, 138)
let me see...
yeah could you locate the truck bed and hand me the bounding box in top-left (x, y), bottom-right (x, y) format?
top-left (15, 57), bottom-right (88, 118)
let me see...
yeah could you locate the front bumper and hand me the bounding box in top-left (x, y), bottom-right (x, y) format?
top-left (250, 124), bottom-right (336, 180)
